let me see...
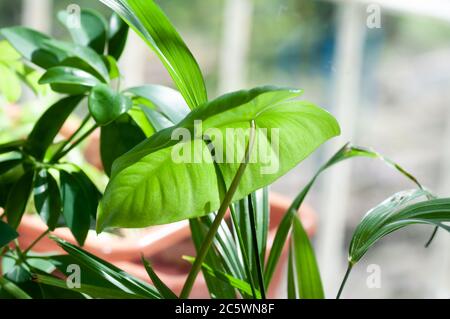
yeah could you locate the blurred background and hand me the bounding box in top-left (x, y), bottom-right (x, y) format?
top-left (1, 0), bottom-right (449, 298)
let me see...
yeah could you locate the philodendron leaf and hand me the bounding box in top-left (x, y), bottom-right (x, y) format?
top-left (25, 96), bottom-right (84, 160)
top-left (0, 220), bottom-right (18, 248)
top-left (348, 189), bottom-right (450, 264)
top-left (89, 83), bottom-right (132, 126)
top-left (39, 66), bottom-right (101, 94)
top-left (98, 87), bottom-right (340, 230)
top-left (100, 0), bottom-right (207, 109)
top-left (108, 13), bottom-right (129, 60)
top-left (6, 170), bottom-right (35, 229)
top-left (34, 169), bottom-right (61, 230)
top-left (58, 9), bottom-right (108, 54)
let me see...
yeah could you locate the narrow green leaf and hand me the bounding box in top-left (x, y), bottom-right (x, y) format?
top-left (141, 256), bottom-right (177, 299)
top-left (189, 219), bottom-right (237, 299)
top-left (52, 237), bottom-right (161, 298)
top-left (265, 143), bottom-right (426, 287)
top-left (34, 169), bottom-right (61, 230)
top-left (100, 114), bottom-right (146, 176)
top-left (0, 220), bottom-right (18, 248)
top-left (349, 189), bottom-right (450, 264)
top-left (108, 12), bottom-right (129, 60)
top-left (0, 159), bottom-right (22, 176)
top-left (58, 9), bottom-right (108, 54)
top-left (100, 0), bottom-right (208, 109)
top-left (291, 216), bottom-right (324, 299)
top-left (183, 256), bottom-right (260, 298)
top-left (34, 274), bottom-right (143, 299)
top-left (89, 83), bottom-right (132, 126)
top-left (6, 170), bottom-right (34, 228)
top-left (60, 170), bottom-right (94, 246)
top-left (25, 96), bottom-right (84, 160)
top-left (0, 276), bottom-right (31, 299)
top-left (0, 140), bottom-right (24, 155)
top-left (287, 244), bottom-right (296, 299)
top-left (39, 66), bottom-right (101, 92)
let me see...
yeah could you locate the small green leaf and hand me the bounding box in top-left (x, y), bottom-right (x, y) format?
top-left (25, 96), bottom-right (84, 160)
top-left (141, 256), bottom-right (177, 299)
top-left (0, 220), bottom-right (18, 248)
top-left (291, 215), bottom-right (324, 299)
top-left (108, 12), bottom-right (129, 60)
top-left (0, 27), bottom-right (66, 69)
top-left (34, 169), bottom-right (61, 230)
top-left (60, 170), bottom-right (94, 246)
top-left (100, 114), bottom-right (146, 176)
top-left (39, 66), bottom-right (101, 93)
top-left (100, 0), bottom-right (208, 109)
top-left (126, 85), bottom-right (190, 124)
top-left (58, 9), bottom-right (107, 54)
top-left (6, 170), bottom-right (35, 229)
top-left (89, 83), bottom-right (132, 126)
top-left (103, 55), bottom-right (120, 79)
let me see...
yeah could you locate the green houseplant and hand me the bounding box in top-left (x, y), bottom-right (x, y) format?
top-left (0, 0), bottom-right (449, 299)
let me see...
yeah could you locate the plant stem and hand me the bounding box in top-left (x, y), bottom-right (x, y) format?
top-left (50, 114), bottom-right (91, 162)
top-left (229, 205), bottom-right (258, 298)
top-left (23, 229), bottom-right (50, 255)
top-left (336, 262), bottom-right (353, 299)
top-left (247, 195), bottom-right (266, 299)
top-left (179, 121), bottom-right (256, 299)
top-left (51, 124), bottom-right (99, 162)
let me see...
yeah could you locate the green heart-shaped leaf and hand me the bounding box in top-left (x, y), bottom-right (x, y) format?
top-left (98, 87), bottom-right (340, 230)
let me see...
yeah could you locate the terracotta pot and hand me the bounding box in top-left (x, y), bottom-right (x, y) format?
top-left (17, 192), bottom-right (316, 298)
